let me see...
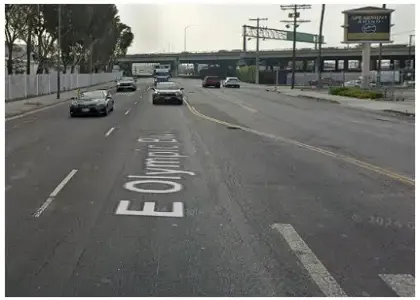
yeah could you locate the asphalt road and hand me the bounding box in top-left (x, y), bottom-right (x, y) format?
top-left (6, 78), bottom-right (415, 296)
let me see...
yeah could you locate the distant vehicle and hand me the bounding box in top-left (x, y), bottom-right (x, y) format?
top-left (344, 80), bottom-right (376, 88)
top-left (152, 82), bottom-right (185, 105)
top-left (70, 90), bottom-right (114, 117)
top-left (223, 77), bottom-right (240, 88)
top-left (116, 77), bottom-right (137, 92)
top-left (202, 76), bottom-right (221, 88)
top-left (308, 77), bottom-right (342, 87)
top-left (154, 69), bottom-right (171, 86)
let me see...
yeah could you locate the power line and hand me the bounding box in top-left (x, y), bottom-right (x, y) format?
top-left (280, 4), bottom-right (311, 89)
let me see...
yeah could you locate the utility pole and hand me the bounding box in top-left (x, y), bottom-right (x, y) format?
top-left (57, 4), bottom-right (61, 99)
top-left (317, 4), bottom-right (325, 87)
top-left (249, 17), bottom-right (268, 85)
top-left (408, 34), bottom-right (415, 81)
top-left (280, 4), bottom-right (311, 89)
top-left (377, 4), bottom-right (386, 85)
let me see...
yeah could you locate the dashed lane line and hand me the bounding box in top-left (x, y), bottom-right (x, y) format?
top-left (271, 223), bottom-right (348, 297)
top-left (33, 169), bottom-right (78, 217)
top-left (125, 109), bottom-right (131, 115)
top-left (184, 99), bottom-right (414, 187)
top-left (105, 127), bottom-right (115, 137)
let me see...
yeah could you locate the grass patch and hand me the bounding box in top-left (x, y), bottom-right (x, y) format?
top-left (329, 87), bottom-right (383, 100)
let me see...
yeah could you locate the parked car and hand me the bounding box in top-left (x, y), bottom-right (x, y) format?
top-left (70, 90), bottom-right (114, 117)
top-left (309, 77), bottom-right (342, 87)
top-left (223, 77), bottom-right (241, 88)
top-left (152, 82), bottom-right (184, 105)
top-left (202, 76), bottom-right (221, 88)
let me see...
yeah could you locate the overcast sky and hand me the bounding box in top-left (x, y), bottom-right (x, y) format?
top-left (117, 4), bottom-right (415, 54)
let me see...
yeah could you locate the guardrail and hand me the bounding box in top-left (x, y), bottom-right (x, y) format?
top-left (5, 72), bottom-right (123, 102)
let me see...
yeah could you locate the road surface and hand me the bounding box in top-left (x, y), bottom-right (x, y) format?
top-left (6, 78), bottom-right (415, 297)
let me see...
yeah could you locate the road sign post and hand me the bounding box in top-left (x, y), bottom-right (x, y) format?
top-left (341, 6), bottom-right (394, 89)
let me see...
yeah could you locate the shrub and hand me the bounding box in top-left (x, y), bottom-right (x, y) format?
top-left (329, 86), bottom-right (383, 100)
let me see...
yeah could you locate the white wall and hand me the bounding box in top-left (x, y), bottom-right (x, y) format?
top-left (5, 72), bottom-right (123, 102)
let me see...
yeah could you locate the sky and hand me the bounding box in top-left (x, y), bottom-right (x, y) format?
top-left (116, 4), bottom-right (415, 54)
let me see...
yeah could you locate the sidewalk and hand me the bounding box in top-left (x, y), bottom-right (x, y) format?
top-left (273, 86), bottom-right (415, 116)
top-left (5, 81), bottom-right (116, 119)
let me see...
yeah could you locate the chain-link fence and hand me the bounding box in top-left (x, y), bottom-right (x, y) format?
top-left (5, 72), bottom-right (123, 102)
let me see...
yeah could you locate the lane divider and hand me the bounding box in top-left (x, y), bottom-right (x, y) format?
top-left (33, 169), bottom-right (78, 217)
top-left (105, 127), bottom-right (115, 137)
top-left (271, 223), bottom-right (348, 297)
top-left (184, 99), bottom-right (414, 187)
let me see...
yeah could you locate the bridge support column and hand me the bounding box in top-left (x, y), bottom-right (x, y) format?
top-left (194, 63), bottom-right (199, 76)
top-left (335, 60), bottom-right (339, 71)
top-left (343, 59), bottom-right (349, 72)
top-left (399, 59), bottom-right (406, 69)
top-left (302, 60), bottom-right (308, 72)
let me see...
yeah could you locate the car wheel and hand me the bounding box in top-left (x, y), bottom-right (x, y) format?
top-left (70, 112), bottom-right (75, 118)
top-left (103, 107), bottom-right (109, 116)
top-left (216, 85), bottom-right (221, 89)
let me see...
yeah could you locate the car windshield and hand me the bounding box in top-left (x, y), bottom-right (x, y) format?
top-left (79, 91), bottom-right (105, 100)
top-left (156, 83), bottom-right (179, 90)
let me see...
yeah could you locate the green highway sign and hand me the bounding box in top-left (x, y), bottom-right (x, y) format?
top-left (286, 31), bottom-right (324, 44)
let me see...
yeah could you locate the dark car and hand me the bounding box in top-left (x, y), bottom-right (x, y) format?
top-left (202, 76), bottom-right (220, 88)
top-left (116, 77), bottom-right (137, 92)
top-left (152, 82), bottom-right (184, 105)
top-left (70, 90), bottom-right (114, 117)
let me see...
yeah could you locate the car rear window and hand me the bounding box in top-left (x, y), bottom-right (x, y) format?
top-left (206, 77), bottom-right (219, 80)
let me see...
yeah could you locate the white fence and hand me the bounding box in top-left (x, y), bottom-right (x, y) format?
top-left (5, 71), bottom-right (123, 102)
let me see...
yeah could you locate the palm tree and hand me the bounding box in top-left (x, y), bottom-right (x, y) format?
top-left (317, 4), bottom-right (325, 86)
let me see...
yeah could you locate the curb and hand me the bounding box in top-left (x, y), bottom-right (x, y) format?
top-left (383, 109), bottom-right (415, 117)
top-left (276, 91), bottom-right (340, 104)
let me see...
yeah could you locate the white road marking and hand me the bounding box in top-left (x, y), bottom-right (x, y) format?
top-left (134, 101), bottom-right (138, 104)
top-left (105, 127), bottom-right (115, 137)
top-left (124, 179), bottom-right (182, 194)
top-left (33, 169), bottom-right (78, 217)
top-left (379, 274), bottom-right (415, 297)
top-left (128, 175), bottom-right (182, 180)
top-left (271, 223), bottom-right (347, 297)
top-left (116, 200), bottom-right (184, 218)
top-left (238, 103), bottom-right (257, 113)
top-left (125, 109), bottom-right (131, 115)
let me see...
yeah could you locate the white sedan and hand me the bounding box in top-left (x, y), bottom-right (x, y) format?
top-left (223, 77), bottom-right (241, 88)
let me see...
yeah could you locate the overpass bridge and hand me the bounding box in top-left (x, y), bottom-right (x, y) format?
top-left (117, 44), bottom-right (414, 75)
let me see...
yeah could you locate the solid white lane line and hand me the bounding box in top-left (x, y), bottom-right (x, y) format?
top-left (125, 109), bottom-right (131, 115)
top-left (271, 223), bottom-right (347, 297)
top-left (105, 127), bottom-right (115, 137)
top-left (33, 169), bottom-right (78, 217)
top-left (379, 274), bottom-right (415, 297)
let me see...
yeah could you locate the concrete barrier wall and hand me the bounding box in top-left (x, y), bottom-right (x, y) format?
top-left (5, 72), bottom-right (123, 102)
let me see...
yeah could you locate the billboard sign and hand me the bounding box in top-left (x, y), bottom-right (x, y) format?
top-left (343, 7), bottom-right (393, 43)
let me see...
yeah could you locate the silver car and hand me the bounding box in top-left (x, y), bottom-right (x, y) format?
top-left (152, 82), bottom-right (184, 105)
top-left (223, 77), bottom-right (240, 88)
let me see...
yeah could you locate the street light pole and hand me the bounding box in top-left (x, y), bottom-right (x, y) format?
top-left (184, 25), bottom-right (192, 52)
top-left (249, 17), bottom-right (268, 85)
top-left (57, 4), bottom-right (61, 99)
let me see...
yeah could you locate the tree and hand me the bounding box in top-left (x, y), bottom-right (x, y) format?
top-left (317, 4), bottom-right (325, 86)
top-left (5, 5), bottom-right (29, 74)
